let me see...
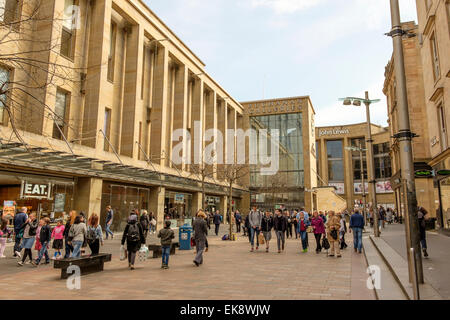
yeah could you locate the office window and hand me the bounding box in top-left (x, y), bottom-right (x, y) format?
top-left (107, 22), bottom-right (117, 82)
top-left (351, 138), bottom-right (367, 181)
top-left (53, 88), bottom-right (70, 140)
top-left (60, 0), bottom-right (75, 59)
top-left (327, 140), bottom-right (344, 182)
top-left (0, 0), bottom-right (19, 25)
top-left (430, 32), bottom-right (440, 80)
top-left (103, 108), bottom-right (111, 151)
top-left (0, 66), bottom-right (10, 124)
top-left (438, 104), bottom-right (448, 151)
top-left (374, 142), bottom-right (392, 179)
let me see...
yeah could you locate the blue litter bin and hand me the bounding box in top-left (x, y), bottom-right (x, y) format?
top-left (179, 224), bottom-right (193, 250)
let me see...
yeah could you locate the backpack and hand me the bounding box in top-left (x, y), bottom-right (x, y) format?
top-left (28, 222), bottom-right (38, 236)
top-left (127, 223), bottom-right (140, 242)
top-left (86, 226), bottom-right (97, 243)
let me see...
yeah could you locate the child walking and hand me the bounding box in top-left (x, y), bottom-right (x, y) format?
top-left (34, 220), bottom-right (43, 256)
top-left (0, 218), bottom-right (11, 258)
top-left (35, 218), bottom-right (51, 266)
top-left (51, 219), bottom-right (65, 260)
top-left (157, 220), bottom-right (174, 269)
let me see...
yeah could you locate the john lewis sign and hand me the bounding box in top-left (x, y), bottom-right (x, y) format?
top-left (319, 128), bottom-right (350, 137)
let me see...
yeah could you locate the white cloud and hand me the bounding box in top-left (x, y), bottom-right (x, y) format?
top-left (315, 78), bottom-right (388, 127)
top-left (250, 0), bottom-right (323, 14)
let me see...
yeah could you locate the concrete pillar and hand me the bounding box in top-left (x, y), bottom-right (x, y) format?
top-left (172, 65), bottom-right (188, 170)
top-left (343, 137), bottom-right (353, 208)
top-left (150, 44), bottom-right (169, 166)
top-left (192, 192), bottom-right (203, 214)
top-left (120, 24), bottom-right (143, 158)
top-left (190, 78), bottom-right (204, 166)
top-left (320, 139), bottom-right (328, 183)
top-left (149, 186), bottom-right (165, 231)
top-left (74, 177), bottom-right (103, 218)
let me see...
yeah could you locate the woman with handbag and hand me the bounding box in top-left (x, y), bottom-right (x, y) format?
top-left (121, 213), bottom-right (145, 270)
top-left (69, 215), bottom-right (87, 258)
top-left (326, 211), bottom-right (342, 258)
top-left (311, 211), bottom-right (325, 254)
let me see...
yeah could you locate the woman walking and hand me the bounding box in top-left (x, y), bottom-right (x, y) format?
top-left (87, 214), bottom-right (103, 256)
top-left (326, 211), bottom-right (342, 258)
top-left (64, 211), bottom-right (76, 258)
top-left (298, 212), bottom-right (309, 253)
top-left (340, 213), bottom-right (348, 250)
top-left (69, 215), bottom-right (87, 258)
top-left (311, 211), bottom-right (325, 254)
top-left (17, 213), bottom-right (38, 266)
top-left (193, 210), bottom-right (208, 267)
top-left (261, 211), bottom-right (273, 253)
top-left (121, 213), bottom-right (145, 270)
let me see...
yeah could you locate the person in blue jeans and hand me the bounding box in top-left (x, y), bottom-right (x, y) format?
top-left (297, 212), bottom-right (309, 253)
top-left (248, 207), bottom-right (263, 252)
top-left (158, 220), bottom-right (175, 269)
top-left (349, 210), bottom-right (365, 254)
top-left (105, 206), bottom-right (114, 240)
top-left (35, 218), bottom-right (51, 265)
top-left (69, 215), bottom-right (87, 258)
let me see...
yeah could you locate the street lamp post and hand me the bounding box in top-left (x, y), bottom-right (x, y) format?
top-left (346, 142), bottom-right (368, 225)
top-left (387, 0), bottom-right (424, 284)
top-left (339, 92), bottom-right (380, 237)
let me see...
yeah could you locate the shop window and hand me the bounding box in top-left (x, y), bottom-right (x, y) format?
top-left (327, 140), bottom-right (344, 182)
top-left (53, 88), bottom-right (70, 140)
top-left (430, 32), bottom-right (440, 81)
top-left (0, 65), bottom-right (10, 124)
top-left (438, 104), bottom-right (447, 151)
top-left (351, 138), bottom-right (367, 181)
top-left (107, 21), bottom-right (117, 82)
top-left (103, 108), bottom-right (111, 151)
top-left (374, 143), bottom-right (392, 179)
top-left (60, 0), bottom-right (76, 59)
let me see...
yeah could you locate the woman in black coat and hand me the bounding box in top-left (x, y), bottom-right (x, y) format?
top-left (121, 213), bottom-right (145, 270)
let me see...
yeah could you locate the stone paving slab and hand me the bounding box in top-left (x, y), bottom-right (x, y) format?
top-left (0, 231), bottom-right (375, 300)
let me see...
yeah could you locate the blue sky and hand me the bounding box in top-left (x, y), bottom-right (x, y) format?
top-left (145, 0), bottom-right (418, 127)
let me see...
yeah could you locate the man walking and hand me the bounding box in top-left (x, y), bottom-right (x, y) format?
top-left (105, 205), bottom-right (114, 240)
top-left (235, 210), bottom-right (242, 233)
top-left (349, 210), bottom-right (365, 254)
top-left (13, 207), bottom-right (28, 257)
top-left (193, 210), bottom-right (208, 267)
top-left (273, 209), bottom-right (287, 253)
top-left (249, 206), bottom-right (263, 252)
top-left (213, 210), bottom-right (222, 236)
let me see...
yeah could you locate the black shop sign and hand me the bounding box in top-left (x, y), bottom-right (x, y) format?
top-left (20, 181), bottom-right (53, 200)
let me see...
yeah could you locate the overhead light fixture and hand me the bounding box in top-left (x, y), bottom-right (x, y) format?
top-left (353, 100), bottom-right (362, 107)
top-left (343, 99), bottom-right (352, 106)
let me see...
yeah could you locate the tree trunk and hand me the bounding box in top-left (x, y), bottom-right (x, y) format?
top-left (229, 180), bottom-right (233, 240)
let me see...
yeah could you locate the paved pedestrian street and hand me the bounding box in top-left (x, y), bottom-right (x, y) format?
top-left (0, 231), bottom-right (375, 300)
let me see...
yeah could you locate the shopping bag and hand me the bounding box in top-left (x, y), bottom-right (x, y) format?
top-left (120, 245), bottom-right (127, 261)
top-left (258, 233), bottom-right (265, 245)
top-left (138, 245), bottom-right (149, 262)
top-left (322, 237), bottom-right (330, 250)
top-left (306, 226), bottom-right (314, 233)
top-left (191, 237), bottom-right (196, 247)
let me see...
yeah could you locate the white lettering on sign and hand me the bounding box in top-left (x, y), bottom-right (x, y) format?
top-left (22, 182), bottom-right (51, 199)
top-left (319, 128), bottom-right (350, 137)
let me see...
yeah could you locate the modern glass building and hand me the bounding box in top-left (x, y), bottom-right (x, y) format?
top-left (242, 97), bottom-right (317, 212)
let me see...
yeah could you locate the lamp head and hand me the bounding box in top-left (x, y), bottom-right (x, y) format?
top-left (343, 99), bottom-right (352, 106)
top-left (353, 100), bottom-right (361, 107)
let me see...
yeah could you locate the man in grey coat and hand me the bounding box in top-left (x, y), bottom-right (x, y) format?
top-left (249, 206), bottom-right (263, 252)
top-left (193, 210), bottom-right (208, 267)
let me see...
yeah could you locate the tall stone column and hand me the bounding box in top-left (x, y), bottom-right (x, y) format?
top-left (74, 177), bottom-right (103, 218)
top-left (343, 137), bottom-right (352, 208)
top-left (150, 44), bottom-right (169, 166)
top-left (220, 195), bottom-right (228, 224)
top-left (192, 192), bottom-right (203, 215)
top-left (149, 186), bottom-right (166, 231)
top-left (172, 65), bottom-right (188, 170)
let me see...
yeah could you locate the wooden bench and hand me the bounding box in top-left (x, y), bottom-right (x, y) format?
top-left (148, 243), bottom-right (177, 258)
top-left (53, 254), bottom-right (112, 279)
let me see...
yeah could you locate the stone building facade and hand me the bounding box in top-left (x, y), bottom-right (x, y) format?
top-left (0, 0), bottom-right (248, 231)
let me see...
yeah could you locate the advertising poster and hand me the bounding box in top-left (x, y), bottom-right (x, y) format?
top-left (376, 181), bottom-right (394, 193)
top-left (354, 182), bottom-right (369, 194)
top-left (2, 201), bottom-right (16, 217)
top-left (329, 183), bottom-right (345, 195)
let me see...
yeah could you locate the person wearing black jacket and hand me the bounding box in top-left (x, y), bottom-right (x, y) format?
top-left (244, 214), bottom-right (250, 241)
top-left (17, 212), bottom-right (38, 266)
top-left (140, 210), bottom-right (150, 239)
top-left (213, 210), bottom-right (222, 236)
top-left (121, 213), bottom-right (145, 270)
top-left (273, 209), bottom-right (288, 253)
top-left (35, 218), bottom-right (51, 265)
top-left (63, 210), bottom-right (76, 258)
top-left (261, 212), bottom-right (273, 253)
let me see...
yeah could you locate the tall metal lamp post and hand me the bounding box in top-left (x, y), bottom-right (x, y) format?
top-left (345, 142), bottom-right (368, 225)
top-left (339, 92), bottom-right (381, 237)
